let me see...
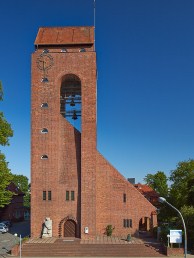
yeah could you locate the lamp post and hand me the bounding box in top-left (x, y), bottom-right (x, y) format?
top-left (158, 197), bottom-right (187, 258)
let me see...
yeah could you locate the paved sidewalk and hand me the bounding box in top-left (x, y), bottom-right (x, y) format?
top-left (27, 235), bottom-right (145, 245)
top-left (0, 221), bottom-right (30, 255)
top-left (80, 235), bottom-right (144, 244)
top-left (0, 232), bottom-right (19, 255)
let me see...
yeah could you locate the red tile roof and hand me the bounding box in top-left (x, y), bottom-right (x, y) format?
top-left (34, 26), bottom-right (94, 45)
top-left (7, 182), bottom-right (24, 195)
top-left (134, 183), bottom-right (159, 197)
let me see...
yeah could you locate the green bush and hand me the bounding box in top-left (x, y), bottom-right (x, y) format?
top-left (106, 225), bottom-right (115, 236)
top-left (22, 236), bottom-right (30, 242)
top-left (152, 226), bottom-right (158, 238)
top-left (159, 227), bottom-right (169, 245)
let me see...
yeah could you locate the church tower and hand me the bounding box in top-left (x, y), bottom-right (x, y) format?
top-left (31, 26), bottom-right (157, 240)
top-left (31, 27), bottom-right (97, 238)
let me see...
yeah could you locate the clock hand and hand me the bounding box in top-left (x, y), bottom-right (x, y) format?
top-left (42, 59), bottom-right (47, 77)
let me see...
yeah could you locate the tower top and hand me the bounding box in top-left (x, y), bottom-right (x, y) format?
top-left (34, 26), bottom-right (94, 46)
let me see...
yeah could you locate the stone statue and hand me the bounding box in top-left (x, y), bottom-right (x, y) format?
top-left (42, 217), bottom-right (52, 238)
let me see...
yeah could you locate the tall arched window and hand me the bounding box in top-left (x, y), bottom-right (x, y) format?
top-left (60, 74), bottom-right (81, 128)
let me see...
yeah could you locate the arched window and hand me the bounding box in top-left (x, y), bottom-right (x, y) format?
top-left (41, 128), bottom-right (48, 134)
top-left (41, 155), bottom-right (48, 160)
top-left (61, 48), bottom-right (67, 53)
top-left (79, 48), bottom-right (86, 52)
top-left (60, 74), bottom-right (81, 121)
top-left (41, 78), bottom-right (49, 83)
top-left (41, 103), bottom-right (48, 108)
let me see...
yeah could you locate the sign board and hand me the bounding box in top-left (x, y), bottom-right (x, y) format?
top-left (170, 230), bottom-right (182, 243)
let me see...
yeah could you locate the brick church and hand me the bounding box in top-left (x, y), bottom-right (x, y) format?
top-left (31, 26), bottom-right (157, 239)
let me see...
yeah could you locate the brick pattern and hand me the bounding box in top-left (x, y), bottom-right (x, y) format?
top-left (165, 247), bottom-right (184, 256)
top-left (31, 27), bottom-right (157, 240)
top-left (31, 30), bottom-right (96, 238)
top-left (96, 152), bottom-right (157, 236)
top-left (21, 239), bottom-right (166, 257)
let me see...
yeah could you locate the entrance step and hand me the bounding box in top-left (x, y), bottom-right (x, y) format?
top-left (22, 238), bottom-right (166, 257)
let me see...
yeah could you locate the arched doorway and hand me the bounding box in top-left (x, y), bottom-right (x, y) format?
top-left (139, 217), bottom-right (151, 231)
top-left (64, 219), bottom-right (76, 237)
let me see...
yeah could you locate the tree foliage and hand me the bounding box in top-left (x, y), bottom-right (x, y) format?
top-left (0, 82), bottom-right (31, 208)
top-left (0, 153), bottom-right (13, 207)
top-left (0, 112), bottom-right (13, 146)
top-left (0, 81), bottom-right (14, 207)
top-left (169, 159), bottom-right (194, 208)
top-left (0, 81), bottom-right (13, 146)
top-left (180, 205), bottom-right (194, 249)
top-left (144, 171), bottom-right (168, 197)
top-left (187, 178), bottom-right (194, 206)
top-left (146, 160), bottom-right (194, 250)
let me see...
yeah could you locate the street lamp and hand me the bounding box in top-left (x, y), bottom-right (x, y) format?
top-left (158, 197), bottom-right (187, 258)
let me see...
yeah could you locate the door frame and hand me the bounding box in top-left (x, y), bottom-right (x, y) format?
top-left (58, 215), bottom-right (79, 238)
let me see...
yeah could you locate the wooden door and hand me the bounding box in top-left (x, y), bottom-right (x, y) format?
top-left (64, 219), bottom-right (76, 237)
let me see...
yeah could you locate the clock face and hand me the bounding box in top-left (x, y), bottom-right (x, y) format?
top-left (37, 53), bottom-right (54, 70)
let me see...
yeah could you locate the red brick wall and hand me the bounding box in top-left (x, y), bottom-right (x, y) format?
top-left (96, 152), bottom-right (157, 236)
top-left (31, 100), bottom-right (81, 237)
top-left (31, 27), bottom-right (157, 239)
top-left (31, 30), bottom-right (96, 237)
top-left (0, 195), bottom-right (24, 221)
top-left (80, 53), bottom-right (97, 239)
top-left (165, 247), bottom-right (184, 256)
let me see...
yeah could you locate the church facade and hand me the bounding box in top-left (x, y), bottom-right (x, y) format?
top-left (31, 26), bottom-right (157, 239)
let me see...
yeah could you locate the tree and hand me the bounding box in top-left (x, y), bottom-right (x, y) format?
top-left (0, 153), bottom-right (13, 207)
top-left (0, 81), bottom-right (14, 207)
top-left (162, 160), bottom-right (194, 250)
top-left (187, 178), bottom-right (194, 206)
top-left (12, 174), bottom-right (30, 207)
top-left (169, 159), bottom-right (194, 208)
top-left (0, 81), bottom-right (13, 146)
top-left (180, 205), bottom-right (194, 249)
top-left (146, 161), bottom-right (194, 250)
top-left (144, 171), bottom-right (169, 197)
top-left (0, 113), bottom-right (13, 146)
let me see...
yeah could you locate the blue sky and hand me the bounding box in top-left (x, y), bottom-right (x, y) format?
top-left (0, 0), bottom-right (194, 183)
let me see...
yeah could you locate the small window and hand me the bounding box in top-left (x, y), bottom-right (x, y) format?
top-left (123, 193), bottom-right (126, 203)
top-left (127, 219), bottom-right (129, 228)
top-left (79, 48), bottom-right (86, 52)
top-left (123, 219), bottom-right (127, 228)
top-left (43, 191), bottom-right (46, 200)
top-left (41, 103), bottom-right (48, 108)
top-left (71, 191), bottom-right (75, 201)
top-left (61, 48), bottom-right (67, 53)
top-left (48, 191), bottom-right (52, 200)
top-left (43, 49), bottom-right (49, 53)
top-left (41, 77), bottom-right (49, 83)
top-left (41, 155), bottom-right (48, 160)
top-left (130, 219), bottom-right (132, 228)
top-left (41, 128), bottom-right (48, 134)
top-left (66, 191), bottom-right (69, 201)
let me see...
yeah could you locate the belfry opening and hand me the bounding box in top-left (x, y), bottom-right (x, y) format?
top-left (60, 74), bottom-right (81, 130)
